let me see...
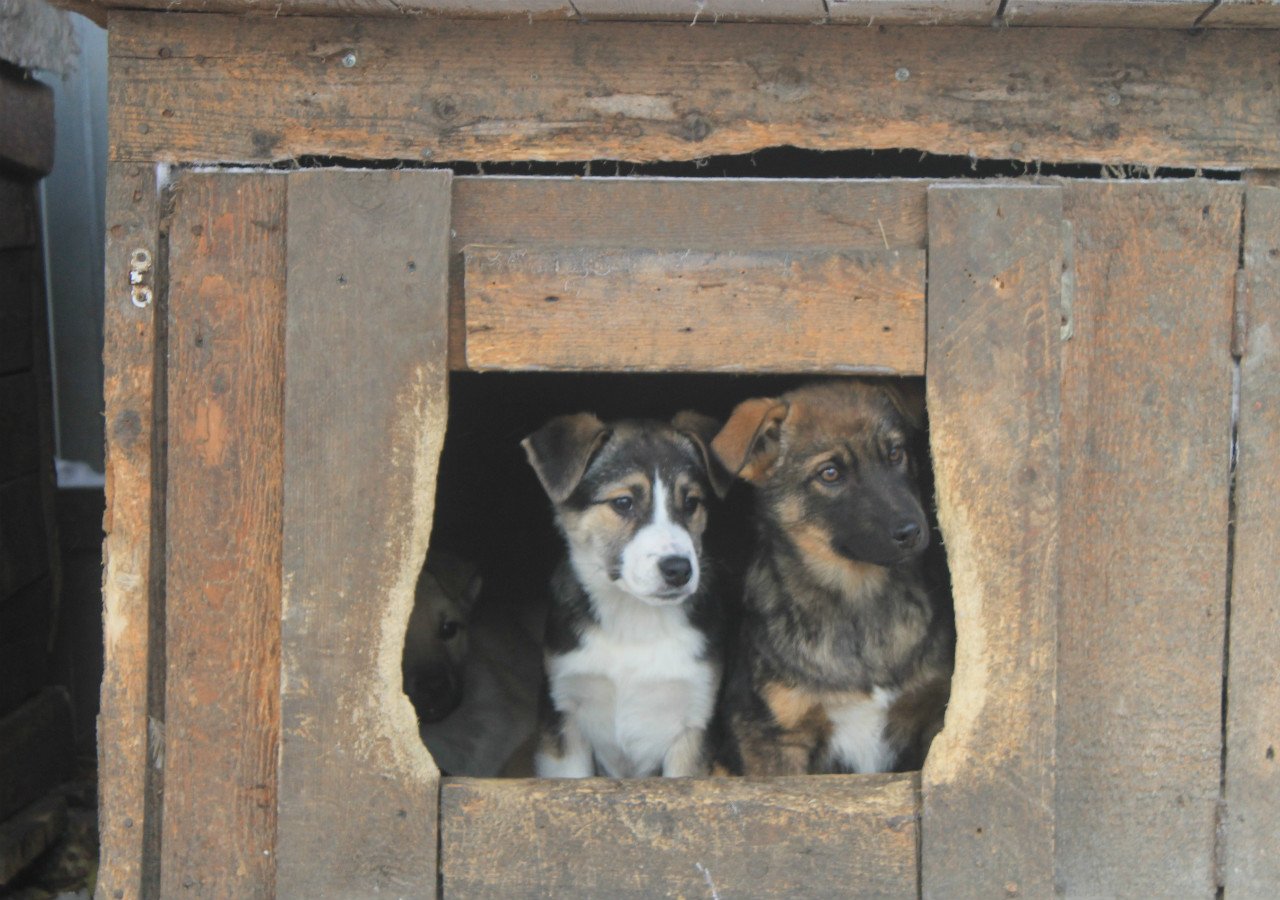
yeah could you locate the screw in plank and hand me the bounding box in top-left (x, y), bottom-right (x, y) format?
top-left (1105, 91), bottom-right (1121, 107)
top-left (341, 51), bottom-right (358, 68)
top-left (895, 67), bottom-right (910, 82)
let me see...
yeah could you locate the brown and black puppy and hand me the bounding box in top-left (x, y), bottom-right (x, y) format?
top-left (710, 379), bottom-right (953, 775)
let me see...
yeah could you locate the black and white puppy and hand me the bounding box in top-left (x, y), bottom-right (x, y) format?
top-left (523, 412), bottom-right (730, 778)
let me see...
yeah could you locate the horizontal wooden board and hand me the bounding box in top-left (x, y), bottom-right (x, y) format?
top-left (464, 245), bottom-right (924, 373)
top-left (0, 688), bottom-right (73, 823)
top-left (0, 72), bottom-right (54, 176)
top-left (1004, 0), bottom-right (1215, 27)
top-left (0, 373), bottom-right (39, 484)
top-left (53, 0), bottom-right (1280, 25)
top-left (109, 15), bottom-right (1280, 169)
top-left (442, 774), bottom-right (920, 898)
top-left (448, 176), bottom-right (928, 368)
top-left (1203, 0), bottom-right (1280, 27)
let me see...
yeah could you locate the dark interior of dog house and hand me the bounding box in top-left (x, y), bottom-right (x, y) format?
top-left (5, 3), bottom-right (1278, 898)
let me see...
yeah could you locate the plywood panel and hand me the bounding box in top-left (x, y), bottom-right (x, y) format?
top-left (109, 15), bottom-right (1280, 169)
top-left (1055, 181), bottom-right (1238, 896)
top-left (0, 373), bottom-right (39, 484)
top-left (0, 475), bottom-right (50, 601)
top-left (277, 170), bottom-right (451, 897)
top-left (162, 173), bottom-right (284, 899)
top-left (0, 578), bottom-right (51, 717)
top-left (1223, 184), bottom-right (1280, 895)
top-left (922, 184), bottom-right (1063, 898)
top-left (464, 245), bottom-right (924, 373)
top-left (0, 72), bottom-right (54, 176)
top-left (0, 249), bottom-right (34, 376)
top-left (0, 181), bottom-right (36, 251)
top-left (442, 774), bottom-right (920, 898)
top-left (98, 162), bottom-right (163, 900)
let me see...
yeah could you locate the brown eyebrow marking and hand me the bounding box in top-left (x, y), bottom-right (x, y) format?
top-left (595, 474), bottom-right (650, 500)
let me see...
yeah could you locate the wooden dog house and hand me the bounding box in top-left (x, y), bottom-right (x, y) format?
top-left (70, 1), bottom-right (1280, 896)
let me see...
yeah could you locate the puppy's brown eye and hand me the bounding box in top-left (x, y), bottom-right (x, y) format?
top-left (888, 445), bottom-right (906, 465)
top-left (439, 620), bottom-right (460, 641)
top-left (818, 463), bottom-right (843, 484)
top-left (683, 495), bottom-right (702, 514)
top-left (609, 496), bottom-right (634, 514)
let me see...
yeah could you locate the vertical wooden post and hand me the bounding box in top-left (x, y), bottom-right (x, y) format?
top-left (99, 162), bottom-right (163, 900)
top-left (1223, 184), bottom-right (1280, 894)
top-left (923, 184), bottom-right (1063, 899)
top-left (277, 170), bottom-right (452, 898)
top-left (162, 173), bottom-right (287, 898)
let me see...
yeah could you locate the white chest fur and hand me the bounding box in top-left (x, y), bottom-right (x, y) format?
top-left (547, 589), bottom-right (716, 778)
top-left (824, 686), bottom-right (899, 774)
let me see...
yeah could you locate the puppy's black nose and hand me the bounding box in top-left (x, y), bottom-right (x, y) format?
top-left (893, 522), bottom-right (922, 549)
top-left (658, 555), bottom-right (693, 587)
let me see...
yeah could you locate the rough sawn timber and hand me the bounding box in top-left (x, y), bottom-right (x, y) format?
top-left (162, 173), bottom-right (284, 898)
top-left (277, 170), bottom-right (452, 897)
top-left (108, 15), bottom-right (1280, 169)
top-left (442, 773), bottom-right (920, 898)
top-left (923, 184), bottom-right (1063, 899)
top-left (464, 245), bottom-right (925, 373)
top-left (1223, 184), bottom-right (1280, 895)
top-left (1055, 181), bottom-right (1237, 896)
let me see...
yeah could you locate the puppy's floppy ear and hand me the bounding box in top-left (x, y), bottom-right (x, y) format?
top-left (711, 397), bottom-right (789, 485)
top-left (880, 380), bottom-right (926, 433)
top-left (522, 413), bottom-right (611, 504)
top-left (671, 410), bottom-right (733, 499)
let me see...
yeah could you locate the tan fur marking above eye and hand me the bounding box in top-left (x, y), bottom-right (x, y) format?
top-left (791, 523), bottom-right (890, 601)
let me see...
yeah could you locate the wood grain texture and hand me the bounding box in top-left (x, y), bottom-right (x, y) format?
top-left (1055, 181), bottom-right (1237, 897)
top-left (465, 245), bottom-right (924, 373)
top-left (1203, 0), bottom-right (1280, 26)
top-left (573, 0), bottom-right (827, 20)
top-left (827, 0), bottom-right (998, 23)
top-left (98, 162), bottom-right (163, 900)
top-left (442, 774), bottom-right (920, 898)
top-left (0, 71), bottom-right (54, 176)
top-left (1223, 184), bottom-right (1280, 895)
top-left (0, 181), bottom-right (36, 251)
top-left (277, 170), bottom-right (451, 898)
top-left (109, 15), bottom-right (1280, 169)
top-left (0, 249), bottom-right (34, 376)
top-left (0, 373), bottom-right (39, 484)
top-left (449, 177), bottom-right (927, 368)
top-left (1004, 0), bottom-right (1214, 26)
top-left (162, 173), bottom-right (284, 899)
top-left (0, 687), bottom-right (73, 823)
top-left (922, 184), bottom-right (1062, 899)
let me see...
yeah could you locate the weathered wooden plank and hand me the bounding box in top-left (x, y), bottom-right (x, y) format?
top-left (109, 15), bottom-right (1280, 169)
top-left (0, 249), bottom-right (34, 376)
top-left (278, 170), bottom-right (451, 897)
top-left (162, 173), bottom-right (284, 899)
top-left (449, 177), bottom-right (928, 368)
top-left (1004, 0), bottom-right (1214, 27)
top-left (465, 245), bottom-right (924, 373)
top-left (1223, 184), bottom-right (1280, 895)
top-left (0, 578), bottom-right (51, 718)
top-left (827, 0), bottom-right (999, 23)
top-left (0, 70), bottom-right (54, 176)
top-left (0, 688), bottom-right (73, 823)
top-left (98, 162), bottom-right (163, 900)
top-left (573, 0), bottom-right (827, 21)
top-left (1056, 181), bottom-right (1237, 896)
top-left (442, 774), bottom-right (920, 898)
top-left (0, 180), bottom-right (36, 251)
top-left (922, 184), bottom-right (1062, 899)
top-left (1203, 0), bottom-right (1280, 26)
top-left (0, 475), bottom-right (50, 602)
top-left (0, 373), bottom-right (39, 484)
